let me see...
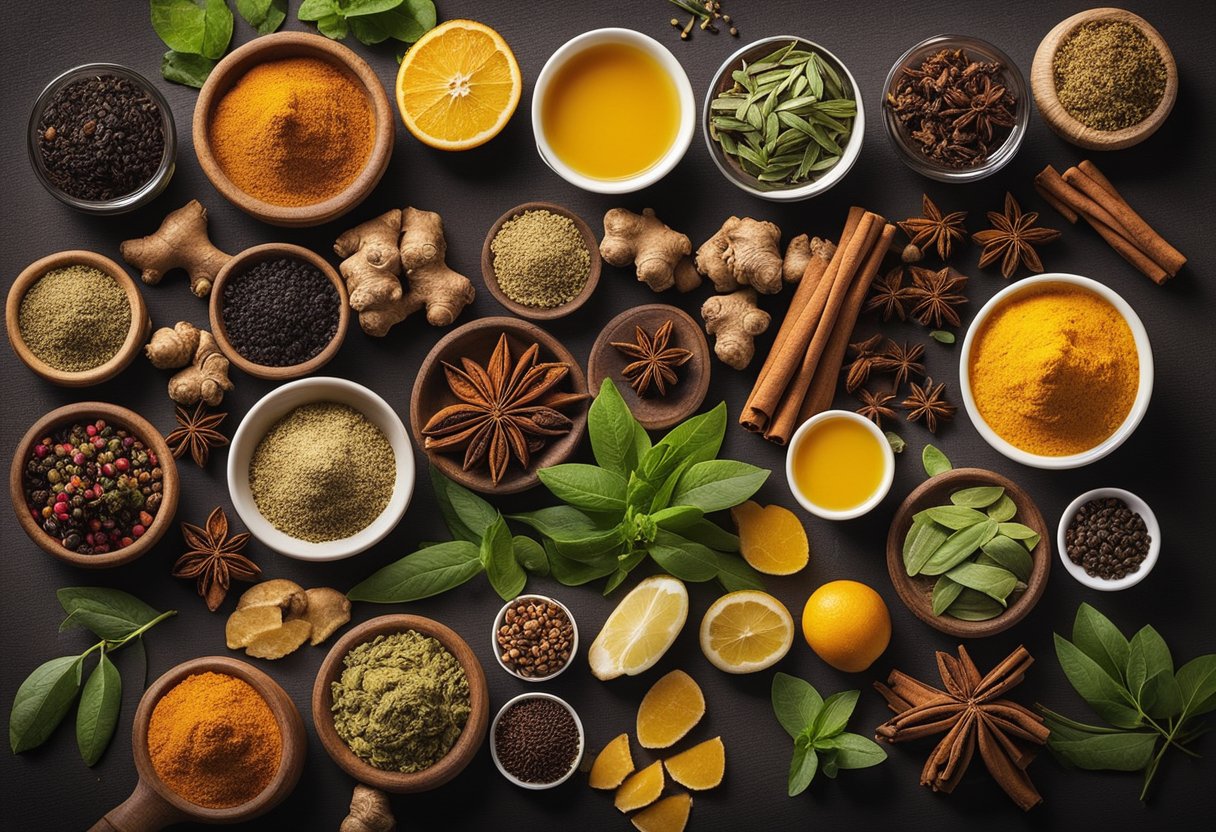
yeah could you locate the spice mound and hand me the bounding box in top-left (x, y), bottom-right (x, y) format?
top-left (249, 402), bottom-right (393, 542)
top-left (208, 57), bottom-right (373, 207)
top-left (18, 265), bottom-right (131, 372)
top-left (490, 209), bottom-right (591, 309)
top-left (221, 257), bottom-right (339, 367)
top-left (1065, 497), bottom-right (1151, 579)
top-left (494, 696), bottom-right (580, 784)
top-left (1053, 20), bottom-right (1165, 132)
top-left (331, 630), bottom-right (471, 773)
top-left (968, 283), bottom-right (1138, 456)
top-left (496, 598), bottom-right (575, 678)
top-left (38, 74), bottom-right (165, 201)
top-left (147, 671), bottom-right (282, 809)
top-left (22, 419), bottom-right (162, 554)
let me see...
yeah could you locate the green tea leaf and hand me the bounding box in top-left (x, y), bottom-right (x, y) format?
top-left (647, 532), bottom-right (720, 582)
top-left (512, 536), bottom-right (548, 576)
top-left (1072, 603), bottom-right (1130, 683)
top-left (944, 588), bottom-right (1004, 620)
top-left (588, 378), bottom-right (648, 476)
top-left (931, 576), bottom-right (965, 615)
top-left (772, 672), bottom-right (822, 738)
top-left (815, 732), bottom-right (886, 769)
top-left (903, 517), bottom-right (950, 576)
top-left (929, 330), bottom-right (955, 344)
top-left (945, 562), bottom-right (1017, 604)
top-left (76, 652), bottom-right (121, 766)
top-left (884, 432), bottom-right (906, 454)
top-left (788, 741), bottom-right (818, 796)
top-left (916, 505), bottom-right (991, 530)
top-left (919, 520), bottom-right (997, 575)
top-left (1054, 633), bottom-right (1143, 729)
top-left (998, 522), bottom-right (1040, 549)
top-left (950, 486), bottom-right (1004, 508)
top-left (347, 541), bottom-right (482, 602)
top-left (57, 588), bottom-right (161, 642)
top-left (508, 506), bottom-right (602, 542)
top-left (713, 551), bottom-right (765, 592)
top-left (1176, 654), bottom-right (1216, 718)
top-left (985, 494), bottom-right (1017, 522)
top-left (235, 0), bottom-right (286, 33)
top-left (160, 50), bottom-right (216, 87)
top-left (811, 690), bottom-right (858, 739)
top-left (922, 445), bottom-right (952, 477)
top-left (671, 460), bottom-right (768, 512)
top-left (1048, 731), bottom-right (1157, 772)
top-left (979, 536), bottom-right (1034, 581)
top-left (10, 656), bottom-right (82, 753)
top-left (482, 516), bottom-right (525, 602)
top-left (538, 464), bottom-right (627, 513)
top-left (431, 466), bottom-right (497, 543)
top-left (656, 403), bottom-right (726, 469)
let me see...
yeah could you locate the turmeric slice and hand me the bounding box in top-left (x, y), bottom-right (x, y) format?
top-left (615, 761), bottom-right (665, 812)
top-left (731, 501), bottom-right (810, 575)
top-left (589, 733), bottom-right (635, 790)
top-left (631, 793), bottom-right (692, 832)
top-left (636, 670), bottom-right (705, 749)
top-left (664, 737), bottom-right (725, 790)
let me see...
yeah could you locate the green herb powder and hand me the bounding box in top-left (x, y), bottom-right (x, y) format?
top-left (331, 630), bottom-right (471, 773)
top-left (18, 265), bottom-right (130, 371)
top-left (491, 209), bottom-right (590, 308)
top-left (249, 402), bottom-right (393, 542)
top-left (1053, 20), bottom-right (1165, 132)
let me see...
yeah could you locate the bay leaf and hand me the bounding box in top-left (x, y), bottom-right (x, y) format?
top-left (945, 588), bottom-right (1004, 621)
top-left (902, 517), bottom-right (949, 576)
top-left (920, 519), bottom-right (998, 575)
top-left (980, 535), bottom-right (1034, 581)
top-left (915, 505), bottom-right (990, 530)
top-left (986, 494), bottom-right (1018, 522)
top-left (950, 486), bottom-right (1005, 508)
top-left (946, 561), bottom-right (1017, 604)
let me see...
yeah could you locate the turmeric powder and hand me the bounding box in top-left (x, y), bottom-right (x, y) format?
top-left (968, 283), bottom-right (1138, 456)
top-left (209, 57), bottom-right (374, 207)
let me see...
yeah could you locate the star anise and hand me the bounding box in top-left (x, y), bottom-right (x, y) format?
top-left (875, 340), bottom-right (926, 388)
top-left (844, 333), bottom-right (885, 392)
top-left (172, 507), bottom-right (259, 612)
top-left (422, 333), bottom-right (589, 484)
top-left (898, 195), bottom-right (968, 261)
top-left (165, 403), bottom-right (228, 467)
top-left (611, 320), bottom-right (693, 397)
top-left (855, 388), bottom-right (899, 426)
top-left (907, 266), bottom-right (968, 329)
top-left (971, 192), bottom-right (1062, 279)
top-left (865, 267), bottom-right (916, 321)
top-left (942, 74), bottom-right (1016, 145)
top-left (903, 376), bottom-right (956, 433)
top-left (874, 645), bottom-right (1050, 811)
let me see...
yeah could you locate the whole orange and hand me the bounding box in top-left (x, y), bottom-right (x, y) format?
top-left (801, 580), bottom-right (891, 672)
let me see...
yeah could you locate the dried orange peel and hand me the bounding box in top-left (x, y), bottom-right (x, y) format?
top-left (731, 501), bottom-right (809, 575)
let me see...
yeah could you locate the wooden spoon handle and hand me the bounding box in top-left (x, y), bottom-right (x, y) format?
top-left (89, 780), bottom-right (184, 832)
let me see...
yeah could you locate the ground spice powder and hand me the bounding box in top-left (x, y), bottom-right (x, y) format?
top-left (1053, 21), bottom-right (1165, 131)
top-left (491, 209), bottom-right (591, 308)
top-left (19, 265), bottom-right (130, 372)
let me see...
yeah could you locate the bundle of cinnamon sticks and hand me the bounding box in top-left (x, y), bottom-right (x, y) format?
top-left (1034, 160), bottom-right (1186, 285)
top-left (741, 207), bottom-right (896, 445)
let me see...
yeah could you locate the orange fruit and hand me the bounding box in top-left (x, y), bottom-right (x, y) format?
top-left (589, 733), bottom-right (634, 790)
top-left (636, 669), bottom-right (705, 749)
top-left (589, 575), bottom-right (688, 680)
top-left (395, 20), bottom-right (522, 150)
top-left (614, 760), bottom-right (664, 812)
top-left (731, 501), bottom-right (810, 575)
top-left (800, 580), bottom-right (891, 673)
top-left (631, 793), bottom-right (692, 832)
top-left (699, 591), bottom-right (794, 674)
top-left (663, 737), bottom-right (725, 790)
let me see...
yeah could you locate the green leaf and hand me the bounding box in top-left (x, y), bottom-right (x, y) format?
top-left (820, 748), bottom-right (840, 779)
top-left (648, 532), bottom-right (720, 582)
top-left (603, 551), bottom-right (647, 595)
top-left (986, 494), bottom-right (1017, 522)
top-left (57, 588), bottom-right (161, 642)
top-left (915, 505), bottom-right (991, 530)
top-left (922, 444), bottom-right (951, 477)
top-left (647, 459), bottom-right (690, 513)
top-left (671, 460), bottom-right (769, 512)
top-left (884, 432), bottom-right (906, 454)
top-left (1127, 626), bottom-right (1173, 702)
top-left (945, 561), bottom-right (1017, 604)
top-left (151, 0), bottom-right (218, 54)
top-left (316, 12), bottom-right (349, 38)
top-left (651, 506), bottom-right (704, 531)
top-left (788, 742), bottom-right (818, 796)
top-left (545, 542), bottom-right (617, 586)
top-left (1176, 654), bottom-right (1216, 718)
top-left (945, 589), bottom-right (1004, 621)
top-left (343, 0), bottom-right (407, 16)
top-left (160, 50), bottom-right (216, 87)
top-left (903, 517), bottom-right (950, 576)
top-left (508, 506), bottom-right (602, 542)
top-left (1072, 603), bottom-right (1130, 684)
top-left (512, 536), bottom-right (549, 576)
top-left (1054, 633), bottom-right (1143, 729)
top-left (949, 486), bottom-right (1005, 508)
top-left (431, 467), bottom-right (497, 543)
top-left (235, 0), bottom-right (286, 33)
top-left (714, 551), bottom-right (765, 592)
top-left (538, 464), bottom-right (627, 513)
top-left (10, 656), bottom-right (82, 753)
top-left (931, 576), bottom-right (965, 615)
top-left (680, 519), bottom-right (740, 552)
top-left (551, 527), bottom-right (627, 563)
top-left (297, 0), bottom-right (337, 21)
top-left (929, 330), bottom-right (955, 344)
top-left (1048, 731), bottom-right (1158, 772)
top-left (772, 672), bottom-right (822, 738)
top-left (76, 652), bottom-right (121, 766)
top-left (656, 403), bottom-right (726, 468)
top-left (979, 536), bottom-right (1033, 581)
top-left (588, 378), bottom-right (648, 476)
top-left (811, 690), bottom-right (858, 739)
top-left (997, 522), bottom-right (1040, 549)
top-left (482, 516), bottom-right (525, 602)
top-left (1138, 669), bottom-right (1183, 720)
top-left (347, 540), bottom-right (483, 602)
top-left (919, 520), bottom-right (998, 575)
top-left (816, 732), bottom-right (886, 769)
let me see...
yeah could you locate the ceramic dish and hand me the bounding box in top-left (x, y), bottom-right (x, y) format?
top-left (1056, 487), bottom-right (1160, 591)
top-left (9, 402), bottom-right (178, 569)
top-left (312, 615), bottom-right (489, 794)
top-left (785, 410), bottom-right (894, 520)
top-left (886, 467), bottom-right (1051, 638)
top-left (226, 377), bottom-right (414, 561)
top-left (490, 692), bottom-right (585, 790)
top-left (491, 594), bottom-right (579, 683)
top-left (6, 250), bottom-right (151, 387)
top-left (703, 35), bottom-right (865, 201)
top-left (959, 273), bottom-right (1153, 469)
top-left (209, 243), bottom-right (349, 381)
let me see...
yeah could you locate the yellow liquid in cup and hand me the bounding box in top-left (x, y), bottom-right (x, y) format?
top-left (792, 417), bottom-right (886, 511)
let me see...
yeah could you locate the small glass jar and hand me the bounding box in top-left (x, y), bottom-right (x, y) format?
top-left (882, 35), bottom-right (1029, 183)
top-left (28, 63), bottom-right (176, 214)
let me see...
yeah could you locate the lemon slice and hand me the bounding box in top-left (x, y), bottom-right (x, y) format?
top-left (588, 575), bottom-right (688, 680)
top-left (699, 590), bottom-right (794, 674)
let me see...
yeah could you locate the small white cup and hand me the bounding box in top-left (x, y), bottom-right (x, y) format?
top-left (785, 410), bottom-right (894, 521)
top-left (491, 594), bottom-right (579, 683)
top-left (490, 692), bottom-right (585, 790)
top-left (1056, 487), bottom-right (1160, 591)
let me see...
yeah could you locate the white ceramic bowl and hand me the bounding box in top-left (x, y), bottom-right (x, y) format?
top-left (704, 36), bottom-right (865, 201)
top-left (959, 274), bottom-right (1154, 469)
top-left (227, 377), bottom-right (414, 561)
top-left (490, 692), bottom-right (585, 790)
top-left (491, 594), bottom-right (579, 683)
top-left (531, 28), bottom-right (695, 194)
top-left (785, 410), bottom-right (895, 521)
top-left (1056, 487), bottom-right (1160, 591)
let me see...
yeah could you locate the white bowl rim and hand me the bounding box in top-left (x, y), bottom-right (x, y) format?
top-left (531, 27), bottom-right (695, 194)
top-left (959, 273), bottom-right (1154, 470)
top-left (226, 376), bottom-right (415, 561)
top-left (702, 34), bottom-right (866, 202)
top-left (1056, 487), bottom-right (1160, 591)
top-left (489, 691), bottom-right (585, 789)
top-left (490, 593), bottom-right (579, 683)
top-left (785, 409), bottom-right (895, 521)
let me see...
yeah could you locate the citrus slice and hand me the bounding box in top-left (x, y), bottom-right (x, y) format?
top-left (663, 737), bottom-right (725, 790)
top-left (589, 733), bottom-right (635, 790)
top-left (395, 19), bottom-right (522, 150)
top-left (636, 669), bottom-right (705, 749)
top-left (731, 501), bottom-right (810, 575)
top-left (614, 761), bottom-right (664, 812)
top-left (699, 590), bottom-right (795, 674)
top-left (631, 793), bottom-right (692, 832)
top-left (589, 575), bottom-right (688, 680)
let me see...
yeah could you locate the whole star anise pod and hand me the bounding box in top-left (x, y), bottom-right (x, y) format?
top-left (165, 403), bottom-right (228, 467)
top-left (422, 333), bottom-right (589, 484)
top-left (972, 192), bottom-right (1062, 279)
top-left (898, 195), bottom-right (968, 261)
top-left (942, 74), bottom-right (1016, 145)
top-left (875, 340), bottom-right (926, 389)
top-left (903, 376), bottom-right (956, 432)
top-left (865, 267), bottom-right (916, 321)
top-left (844, 333), bottom-right (885, 392)
top-left (173, 507), bottom-right (259, 611)
top-left (611, 320), bottom-right (693, 397)
top-left (855, 388), bottom-right (899, 426)
top-left (907, 266), bottom-right (968, 328)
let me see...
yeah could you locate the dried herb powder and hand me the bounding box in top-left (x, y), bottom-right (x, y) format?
top-left (1054, 21), bottom-right (1165, 132)
top-left (490, 210), bottom-right (590, 308)
top-left (221, 257), bottom-right (339, 366)
top-left (331, 630), bottom-right (470, 773)
top-left (249, 402), bottom-right (393, 542)
top-left (19, 265), bottom-right (130, 372)
top-left (494, 697), bottom-right (579, 784)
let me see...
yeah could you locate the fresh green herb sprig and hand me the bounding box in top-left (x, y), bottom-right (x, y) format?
top-left (772, 672), bottom-right (886, 795)
top-left (298, 0), bottom-right (436, 47)
top-left (1037, 603), bottom-right (1216, 801)
top-left (9, 588), bottom-right (176, 765)
top-left (151, 0), bottom-right (287, 87)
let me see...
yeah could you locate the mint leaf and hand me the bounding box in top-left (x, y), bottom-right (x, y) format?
top-left (816, 732), bottom-right (886, 769)
top-left (788, 741), bottom-right (818, 796)
top-left (811, 690), bottom-right (859, 739)
top-left (347, 541), bottom-right (482, 602)
top-left (772, 672), bottom-right (822, 739)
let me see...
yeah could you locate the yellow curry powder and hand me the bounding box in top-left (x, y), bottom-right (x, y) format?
top-left (968, 283), bottom-right (1138, 456)
top-left (209, 56), bottom-right (374, 207)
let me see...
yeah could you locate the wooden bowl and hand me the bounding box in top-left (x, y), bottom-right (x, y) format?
top-left (6, 250), bottom-right (150, 386)
top-left (209, 243), bottom-right (349, 381)
top-left (312, 615), bottom-right (489, 794)
top-left (90, 656), bottom-right (306, 831)
top-left (10, 402), bottom-right (179, 569)
top-left (1031, 8), bottom-right (1178, 150)
top-left (885, 467), bottom-right (1051, 638)
top-left (410, 317), bottom-right (589, 494)
top-left (480, 201), bottom-right (602, 320)
top-left (587, 304), bottom-right (710, 431)
top-left (192, 32), bottom-right (393, 227)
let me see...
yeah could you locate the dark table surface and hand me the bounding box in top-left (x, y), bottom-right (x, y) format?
top-left (3, 1), bottom-right (1214, 830)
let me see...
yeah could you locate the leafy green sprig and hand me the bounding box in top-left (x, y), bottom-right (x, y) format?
top-left (298, 0), bottom-right (436, 47)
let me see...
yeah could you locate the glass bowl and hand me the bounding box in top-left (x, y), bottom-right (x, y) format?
top-left (882, 35), bottom-right (1029, 182)
top-left (28, 63), bottom-right (176, 214)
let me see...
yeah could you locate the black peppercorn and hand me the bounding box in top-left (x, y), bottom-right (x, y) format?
top-left (494, 697), bottom-right (580, 784)
top-left (1064, 497), bottom-right (1151, 580)
top-left (221, 257), bottom-right (340, 367)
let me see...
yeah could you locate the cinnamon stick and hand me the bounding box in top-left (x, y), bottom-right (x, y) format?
top-left (1034, 182), bottom-right (1078, 223)
top-left (1070, 161), bottom-right (1186, 276)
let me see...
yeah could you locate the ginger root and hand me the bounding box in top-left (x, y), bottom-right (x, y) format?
top-left (601, 207), bottom-right (701, 293)
top-left (226, 580), bottom-right (351, 659)
top-left (145, 321), bottom-right (200, 369)
top-left (701, 289), bottom-right (771, 370)
top-left (399, 207), bottom-right (476, 327)
top-left (146, 322), bottom-right (233, 406)
top-left (782, 234), bottom-right (812, 283)
top-left (120, 200), bottom-right (231, 298)
top-left (696, 217), bottom-right (784, 294)
top-left (341, 785), bottom-right (395, 832)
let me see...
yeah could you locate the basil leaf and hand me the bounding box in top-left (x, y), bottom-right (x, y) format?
top-left (349, 0), bottom-right (434, 45)
top-left (651, 506), bottom-right (704, 531)
top-left (343, 0), bottom-right (407, 16)
top-left (903, 517), bottom-right (950, 576)
top-left (922, 444), bottom-right (951, 477)
top-left (161, 50), bottom-right (217, 87)
top-left (714, 551), bottom-right (765, 592)
top-left (811, 690), bottom-right (858, 739)
top-left (508, 506), bottom-right (601, 542)
top-left (551, 527), bottom-right (627, 563)
top-left (647, 532), bottom-right (720, 582)
top-left (919, 520), bottom-right (997, 575)
top-left (681, 519), bottom-right (740, 552)
top-left (603, 551), bottom-right (647, 595)
top-left (772, 672), bottom-right (823, 738)
top-left (1071, 603), bottom-right (1130, 684)
top-left (945, 561), bottom-right (1017, 604)
top-left (945, 588), bottom-right (1003, 621)
top-left (1176, 654), bottom-right (1216, 718)
top-left (76, 652), bottom-right (121, 766)
top-left (816, 732), bottom-right (886, 769)
top-left (1127, 626), bottom-right (1173, 701)
top-left (997, 522), bottom-right (1040, 549)
top-left (820, 748), bottom-right (840, 779)
top-left (10, 656), bottom-right (83, 753)
top-left (931, 576), bottom-right (965, 615)
top-left (914, 505), bottom-right (990, 530)
top-left (671, 460), bottom-right (769, 512)
top-left (58, 588), bottom-right (161, 642)
top-left (1048, 731), bottom-right (1158, 772)
top-left (986, 494), bottom-right (1017, 522)
top-left (588, 378), bottom-right (648, 476)
top-left (626, 445), bottom-right (676, 511)
top-left (482, 516), bottom-right (525, 602)
top-left (950, 486), bottom-right (1005, 508)
top-left (545, 541), bottom-right (617, 587)
top-left (431, 467), bottom-right (497, 543)
top-left (979, 535), bottom-right (1033, 581)
top-left (235, 0), bottom-right (286, 33)
top-left (788, 742), bottom-right (818, 796)
top-left (656, 403), bottom-right (726, 468)
top-left (1054, 633), bottom-right (1143, 729)
top-left (512, 536), bottom-right (549, 576)
top-left (647, 459), bottom-right (690, 513)
top-left (151, 0), bottom-right (232, 58)
top-left (316, 11), bottom-right (349, 38)
top-left (538, 464), bottom-right (627, 513)
top-left (347, 541), bottom-right (482, 602)
top-left (298, 0), bottom-right (337, 21)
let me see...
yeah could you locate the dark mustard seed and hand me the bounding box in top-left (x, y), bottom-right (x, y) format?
top-left (494, 697), bottom-right (579, 784)
top-left (221, 257), bottom-right (339, 367)
top-left (1065, 497), bottom-right (1151, 580)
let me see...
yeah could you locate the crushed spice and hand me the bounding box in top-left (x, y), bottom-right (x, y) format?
top-left (1053, 20), bottom-right (1165, 131)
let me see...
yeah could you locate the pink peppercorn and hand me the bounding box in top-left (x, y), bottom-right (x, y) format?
top-left (131, 524), bottom-right (145, 538)
top-left (115, 458), bottom-right (129, 472)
